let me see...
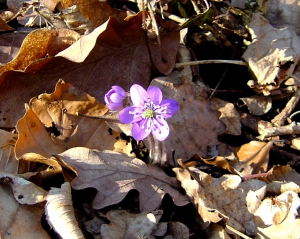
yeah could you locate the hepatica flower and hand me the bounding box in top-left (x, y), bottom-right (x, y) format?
top-left (119, 84), bottom-right (178, 141)
top-left (104, 86), bottom-right (127, 111)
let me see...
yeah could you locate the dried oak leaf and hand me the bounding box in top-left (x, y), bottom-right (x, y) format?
top-left (0, 183), bottom-right (50, 239)
top-left (0, 16), bottom-right (14, 31)
top-left (243, 13), bottom-right (300, 95)
top-left (15, 80), bottom-right (130, 160)
top-left (46, 182), bottom-right (85, 239)
top-left (101, 210), bottom-right (163, 239)
top-left (0, 13), bottom-right (179, 128)
top-left (56, 148), bottom-right (189, 212)
top-left (150, 76), bottom-right (225, 162)
top-left (0, 28), bottom-right (80, 75)
top-left (173, 167), bottom-right (266, 235)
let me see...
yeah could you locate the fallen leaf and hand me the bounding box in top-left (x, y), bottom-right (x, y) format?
top-left (0, 171), bottom-right (47, 204)
top-left (173, 166), bottom-right (266, 235)
top-left (231, 141), bottom-right (273, 176)
top-left (0, 184), bottom-right (50, 239)
top-left (243, 13), bottom-right (300, 95)
top-left (101, 210), bottom-right (163, 239)
top-left (46, 182), bottom-right (85, 239)
top-left (238, 95), bottom-right (272, 116)
top-left (0, 16), bottom-right (14, 31)
top-left (0, 13), bottom-right (179, 128)
top-left (15, 80), bottom-right (127, 159)
top-left (0, 28), bottom-right (80, 75)
top-left (56, 147), bottom-right (189, 212)
top-left (166, 221), bottom-right (189, 239)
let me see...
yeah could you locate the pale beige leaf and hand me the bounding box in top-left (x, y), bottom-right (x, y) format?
top-left (46, 182), bottom-right (84, 239)
top-left (243, 13), bottom-right (300, 95)
top-left (173, 167), bottom-right (266, 235)
top-left (210, 98), bottom-right (241, 135)
top-left (0, 130), bottom-right (19, 173)
top-left (101, 210), bottom-right (162, 239)
top-left (238, 95), bottom-right (272, 116)
top-left (0, 184), bottom-right (50, 239)
top-left (232, 141), bottom-right (273, 176)
top-left (56, 148), bottom-right (189, 212)
top-left (0, 171), bottom-right (47, 204)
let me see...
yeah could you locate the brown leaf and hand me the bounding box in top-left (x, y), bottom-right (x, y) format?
top-left (0, 16), bottom-right (14, 31)
top-left (173, 167), bottom-right (266, 235)
top-left (0, 13), bottom-right (179, 128)
top-left (56, 148), bottom-right (189, 212)
top-left (100, 210), bottom-right (163, 239)
top-left (231, 141), bottom-right (273, 176)
top-left (15, 80), bottom-right (127, 159)
top-left (0, 184), bottom-right (50, 239)
top-left (150, 76), bottom-right (225, 162)
top-left (0, 28), bottom-right (80, 75)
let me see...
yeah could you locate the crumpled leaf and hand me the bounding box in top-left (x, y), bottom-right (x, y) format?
top-left (173, 166), bottom-right (266, 235)
top-left (210, 98), bottom-right (241, 135)
top-left (238, 95), bottom-right (272, 116)
top-left (56, 147), bottom-right (189, 212)
top-left (243, 13), bottom-right (300, 95)
top-left (0, 171), bottom-right (47, 204)
top-left (15, 80), bottom-right (131, 160)
top-left (0, 28), bottom-right (80, 75)
top-left (150, 76), bottom-right (225, 162)
top-left (231, 141), bottom-right (273, 176)
top-left (0, 184), bottom-right (50, 239)
top-left (101, 210), bottom-right (163, 239)
top-left (0, 16), bottom-right (14, 31)
top-left (46, 182), bottom-right (85, 239)
top-left (0, 13), bottom-right (179, 128)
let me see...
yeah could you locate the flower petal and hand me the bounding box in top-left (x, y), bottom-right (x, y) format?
top-left (147, 86), bottom-right (162, 104)
top-left (130, 84), bottom-right (147, 106)
top-left (131, 121), bottom-right (150, 140)
top-left (112, 86), bottom-right (126, 97)
top-left (152, 118), bottom-right (169, 141)
top-left (159, 99), bottom-right (179, 118)
top-left (110, 92), bottom-right (125, 103)
top-left (108, 102), bottom-right (123, 111)
top-left (119, 106), bottom-right (143, 124)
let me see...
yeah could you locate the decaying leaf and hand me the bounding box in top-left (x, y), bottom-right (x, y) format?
top-left (0, 184), bottom-right (50, 239)
top-left (0, 28), bottom-right (80, 75)
top-left (231, 141), bottom-right (273, 176)
top-left (0, 171), bottom-right (47, 204)
top-left (173, 166), bottom-right (266, 235)
top-left (46, 182), bottom-right (84, 239)
top-left (0, 16), bottom-right (14, 31)
top-left (238, 95), bottom-right (272, 116)
top-left (243, 13), bottom-right (300, 95)
top-left (15, 80), bottom-right (130, 160)
top-left (56, 147), bottom-right (189, 212)
top-left (101, 210), bottom-right (163, 239)
top-left (0, 13), bottom-right (179, 128)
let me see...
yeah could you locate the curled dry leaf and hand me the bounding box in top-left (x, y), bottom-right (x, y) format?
top-left (0, 16), bottom-right (14, 31)
top-left (101, 210), bottom-right (163, 239)
top-left (173, 167), bottom-right (266, 235)
top-left (0, 12), bottom-right (179, 128)
top-left (46, 182), bottom-right (85, 239)
top-left (150, 76), bottom-right (225, 162)
top-left (238, 95), bottom-right (272, 116)
top-left (0, 28), bottom-right (80, 75)
top-left (243, 13), bottom-right (300, 95)
top-left (210, 98), bottom-right (241, 135)
top-left (0, 183), bottom-right (50, 239)
top-left (15, 80), bottom-right (130, 160)
top-left (56, 147), bottom-right (189, 212)
top-left (231, 141), bottom-right (273, 176)
top-left (0, 171), bottom-right (47, 204)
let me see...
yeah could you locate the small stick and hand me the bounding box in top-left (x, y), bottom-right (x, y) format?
top-left (177, 159), bottom-right (203, 186)
top-left (242, 172), bottom-right (273, 181)
top-left (258, 122), bottom-right (300, 140)
top-left (191, 0), bottom-right (201, 14)
top-left (175, 60), bottom-right (247, 68)
top-left (154, 8), bottom-right (186, 24)
top-left (225, 225), bottom-right (253, 239)
top-left (76, 112), bottom-right (119, 122)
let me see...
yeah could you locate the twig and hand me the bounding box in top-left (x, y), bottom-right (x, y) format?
top-left (242, 172), bottom-right (273, 180)
top-left (191, 0), bottom-right (201, 15)
top-left (76, 112), bottom-right (119, 122)
top-left (257, 122), bottom-right (300, 140)
top-left (175, 60), bottom-right (247, 68)
top-left (225, 225), bottom-right (252, 239)
top-left (154, 8), bottom-right (186, 24)
top-left (271, 88), bottom-right (300, 126)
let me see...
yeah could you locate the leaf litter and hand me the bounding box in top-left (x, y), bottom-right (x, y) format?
top-left (1, 0), bottom-right (300, 238)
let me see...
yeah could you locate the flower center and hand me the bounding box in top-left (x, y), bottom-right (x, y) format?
top-left (142, 109), bottom-right (154, 118)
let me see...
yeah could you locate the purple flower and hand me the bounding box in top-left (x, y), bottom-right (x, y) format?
top-left (119, 84), bottom-right (178, 141)
top-left (104, 86), bottom-right (126, 111)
